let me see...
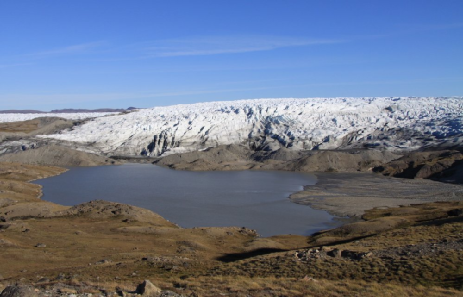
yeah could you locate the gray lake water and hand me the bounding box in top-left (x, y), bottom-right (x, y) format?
top-left (34, 164), bottom-right (339, 237)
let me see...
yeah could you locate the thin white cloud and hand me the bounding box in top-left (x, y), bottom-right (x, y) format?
top-left (143, 35), bottom-right (343, 57)
top-left (23, 41), bottom-right (106, 58)
top-left (153, 23), bottom-right (461, 58)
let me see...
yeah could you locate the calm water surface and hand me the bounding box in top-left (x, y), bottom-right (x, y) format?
top-left (34, 164), bottom-right (339, 237)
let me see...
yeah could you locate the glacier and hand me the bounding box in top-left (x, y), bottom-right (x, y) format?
top-left (38, 97), bottom-right (463, 157)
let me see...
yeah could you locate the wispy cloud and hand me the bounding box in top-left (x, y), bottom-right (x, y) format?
top-left (142, 35), bottom-right (343, 57)
top-left (23, 41), bottom-right (106, 58)
top-left (151, 23), bottom-right (461, 58)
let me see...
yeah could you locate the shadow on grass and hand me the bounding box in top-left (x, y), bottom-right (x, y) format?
top-left (216, 235), bottom-right (376, 263)
top-left (216, 248), bottom-right (287, 263)
top-left (217, 231), bottom-right (384, 263)
top-left (416, 215), bottom-right (463, 227)
top-left (307, 234), bottom-right (377, 247)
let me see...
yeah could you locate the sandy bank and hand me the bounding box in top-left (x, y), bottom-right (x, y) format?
top-left (291, 172), bottom-right (463, 217)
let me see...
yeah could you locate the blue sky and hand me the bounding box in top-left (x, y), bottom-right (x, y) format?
top-left (0, 0), bottom-right (462, 110)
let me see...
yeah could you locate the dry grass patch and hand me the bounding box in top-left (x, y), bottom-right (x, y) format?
top-left (0, 162), bottom-right (462, 296)
top-left (150, 276), bottom-right (463, 297)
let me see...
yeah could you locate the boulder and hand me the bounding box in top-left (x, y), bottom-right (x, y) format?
top-left (135, 280), bottom-right (161, 296)
top-left (0, 285), bottom-right (38, 297)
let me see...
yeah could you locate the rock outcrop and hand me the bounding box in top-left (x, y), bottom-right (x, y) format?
top-left (135, 280), bottom-right (162, 296)
top-left (0, 285), bottom-right (37, 297)
top-left (374, 149), bottom-right (463, 183)
top-left (60, 200), bottom-right (177, 226)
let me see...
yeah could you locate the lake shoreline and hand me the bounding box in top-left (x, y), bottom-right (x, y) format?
top-left (291, 171), bottom-right (463, 217)
top-left (1, 161), bottom-right (462, 295)
top-left (29, 161), bottom-right (463, 233)
top-left (34, 163), bottom-right (335, 237)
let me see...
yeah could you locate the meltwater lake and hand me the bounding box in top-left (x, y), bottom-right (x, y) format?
top-left (34, 164), bottom-right (340, 237)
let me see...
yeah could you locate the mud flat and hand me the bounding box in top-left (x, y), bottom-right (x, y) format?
top-left (291, 172), bottom-right (463, 217)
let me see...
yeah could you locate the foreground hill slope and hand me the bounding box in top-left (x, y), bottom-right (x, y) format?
top-left (0, 162), bottom-right (462, 296)
top-left (42, 97), bottom-right (463, 157)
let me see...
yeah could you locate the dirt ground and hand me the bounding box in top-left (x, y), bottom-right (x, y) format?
top-left (0, 162), bottom-right (462, 296)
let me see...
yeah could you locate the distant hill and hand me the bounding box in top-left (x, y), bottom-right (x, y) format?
top-left (0, 107), bottom-right (139, 114)
top-left (50, 108), bottom-right (129, 113)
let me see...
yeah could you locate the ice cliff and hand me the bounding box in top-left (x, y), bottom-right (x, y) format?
top-left (41, 97), bottom-right (463, 156)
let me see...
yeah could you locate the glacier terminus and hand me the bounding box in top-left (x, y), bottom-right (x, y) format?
top-left (35, 97), bottom-right (463, 157)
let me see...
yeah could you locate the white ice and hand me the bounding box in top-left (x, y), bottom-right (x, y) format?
top-left (37, 97), bottom-right (463, 156)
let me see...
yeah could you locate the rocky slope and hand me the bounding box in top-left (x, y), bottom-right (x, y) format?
top-left (0, 162), bottom-right (461, 296)
top-left (0, 117), bottom-right (77, 135)
top-left (0, 117), bottom-right (122, 167)
top-left (0, 145), bottom-right (120, 166)
top-left (154, 144), bottom-right (401, 172)
top-left (374, 149), bottom-right (463, 184)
